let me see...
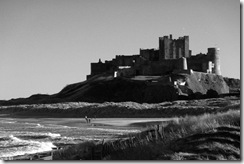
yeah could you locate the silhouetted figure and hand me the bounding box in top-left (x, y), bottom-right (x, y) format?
top-left (85, 116), bottom-right (88, 123)
top-left (85, 116), bottom-right (91, 124)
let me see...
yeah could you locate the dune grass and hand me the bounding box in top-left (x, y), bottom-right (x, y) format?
top-left (52, 108), bottom-right (240, 160)
top-left (0, 97), bottom-right (240, 118)
top-left (163, 109), bottom-right (240, 140)
top-left (101, 109), bottom-right (240, 160)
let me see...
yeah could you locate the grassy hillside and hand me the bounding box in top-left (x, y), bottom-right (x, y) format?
top-left (1, 72), bottom-right (237, 105)
top-left (223, 77), bottom-right (240, 93)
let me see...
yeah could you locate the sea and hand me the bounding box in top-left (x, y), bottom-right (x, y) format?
top-left (0, 117), bottom-right (143, 159)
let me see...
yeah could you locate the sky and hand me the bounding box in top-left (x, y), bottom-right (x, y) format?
top-left (0, 0), bottom-right (240, 100)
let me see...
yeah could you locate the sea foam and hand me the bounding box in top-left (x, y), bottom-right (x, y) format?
top-left (0, 135), bottom-right (56, 158)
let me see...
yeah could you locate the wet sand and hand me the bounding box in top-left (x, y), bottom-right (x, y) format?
top-left (1, 117), bottom-right (173, 128)
top-left (90, 118), bottom-right (174, 127)
top-left (37, 117), bottom-right (174, 128)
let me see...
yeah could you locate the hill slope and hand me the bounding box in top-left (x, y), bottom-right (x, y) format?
top-left (0, 72), bottom-right (238, 105)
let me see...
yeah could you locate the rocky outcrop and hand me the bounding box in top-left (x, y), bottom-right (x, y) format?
top-left (175, 72), bottom-right (230, 99)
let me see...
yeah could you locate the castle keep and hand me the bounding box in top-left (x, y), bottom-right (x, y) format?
top-left (87, 34), bottom-right (221, 79)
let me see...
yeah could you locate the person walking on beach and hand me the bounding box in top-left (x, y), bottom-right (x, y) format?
top-left (85, 116), bottom-right (91, 124)
top-left (85, 116), bottom-right (88, 123)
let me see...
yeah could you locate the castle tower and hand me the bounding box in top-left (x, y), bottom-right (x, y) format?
top-left (183, 36), bottom-right (190, 58)
top-left (207, 48), bottom-right (221, 75)
top-left (159, 35), bottom-right (190, 60)
top-left (159, 36), bottom-right (171, 60)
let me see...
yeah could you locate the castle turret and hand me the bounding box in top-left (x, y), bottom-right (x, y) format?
top-left (159, 36), bottom-right (171, 60)
top-left (183, 36), bottom-right (190, 58)
top-left (207, 47), bottom-right (221, 75)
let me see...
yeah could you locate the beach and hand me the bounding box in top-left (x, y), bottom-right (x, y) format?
top-left (0, 97), bottom-right (240, 160)
top-left (0, 116), bottom-right (173, 160)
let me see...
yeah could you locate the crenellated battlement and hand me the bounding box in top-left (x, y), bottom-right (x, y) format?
top-left (87, 35), bottom-right (221, 79)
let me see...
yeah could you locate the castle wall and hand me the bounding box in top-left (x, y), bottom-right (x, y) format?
top-left (138, 53), bottom-right (218, 76)
top-left (140, 49), bottom-right (159, 61)
top-left (89, 59), bottom-right (116, 78)
top-left (187, 54), bottom-right (208, 72)
top-left (186, 48), bottom-right (221, 75)
top-left (115, 55), bottom-right (138, 66)
top-left (90, 62), bottom-right (108, 75)
top-left (117, 68), bottom-right (135, 77)
top-left (88, 49), bottom-right (220, 79)
top-left (87, 35), bottom-right (221, 79)
top-left (139, 59), bottom-right (179, 76)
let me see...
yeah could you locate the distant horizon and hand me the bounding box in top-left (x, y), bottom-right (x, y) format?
top-left (0, 0), bottom-right (240, 100)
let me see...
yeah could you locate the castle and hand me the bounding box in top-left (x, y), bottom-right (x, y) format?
top-left (87, 34), bottom-right (221, 79)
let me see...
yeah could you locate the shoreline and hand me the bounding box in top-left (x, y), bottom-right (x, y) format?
top-left (1, 118), bottom-right (173, 160)
top-left (1, 97), bottom-right (240, 160)
top-left (2, 108), bottom-right (240, 160)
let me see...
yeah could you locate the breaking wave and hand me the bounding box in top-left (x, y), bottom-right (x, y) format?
top-left (45, 132), bottom-right (61, 138)
top-left (36, 124), bottom-right (44, 128)
top-left (0, 135), bottom-right (56, 158)
top-left (9, 132), bottom-right (61, 141)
